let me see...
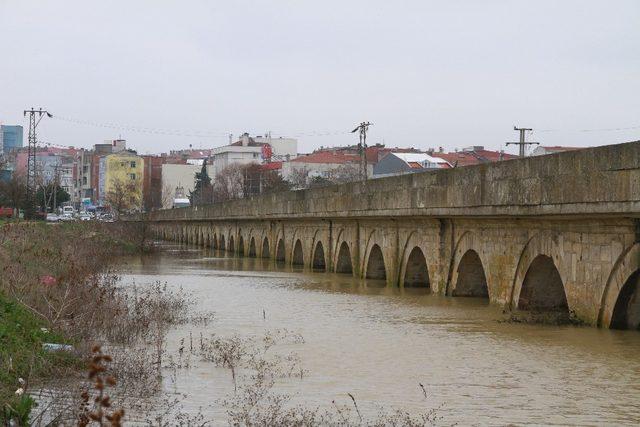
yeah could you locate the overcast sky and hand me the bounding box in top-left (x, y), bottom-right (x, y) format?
top-left (1, 0), bottom-right (638, 155)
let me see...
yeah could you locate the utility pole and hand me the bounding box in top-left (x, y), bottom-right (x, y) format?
top-left (351, 121), bottom-right (372, 181)
top-left (506, 126), bottom-right (539, 158)
top-left (23, 108), bottom-right (52, 219)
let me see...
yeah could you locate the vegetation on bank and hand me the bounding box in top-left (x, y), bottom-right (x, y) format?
top-left (1, 221), bottom-right (448, 425)
top-left (0, 221), bottom-right (150, 424)
top-left (0, 292), bottom-right (69, 422)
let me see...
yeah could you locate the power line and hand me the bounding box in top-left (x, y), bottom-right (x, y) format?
top-left (51, 114), bottom-right (352, 140)
top-left (52, 115), bottom-right (230, 138)
top-left (536, 124), bottom-right (640, 133)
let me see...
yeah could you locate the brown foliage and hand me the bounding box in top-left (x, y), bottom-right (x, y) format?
top-left (105, 176), bottom-right (142, 217)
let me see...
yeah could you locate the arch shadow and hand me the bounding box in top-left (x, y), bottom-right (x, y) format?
top-left (335, 241), bottom-right (353, 275)
top-left (365, 244), bottom-right (386, 280)
top-left (312, 241), bottom-right (326, 271)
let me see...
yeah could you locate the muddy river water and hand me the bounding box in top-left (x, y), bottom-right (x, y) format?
top-left (118, 243), bottom-right (640, 426)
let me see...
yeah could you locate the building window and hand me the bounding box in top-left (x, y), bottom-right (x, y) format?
top-left (130, 173), bottom-right (136, 180)
top-left (130, 161), bottom-right (136, 168)
top-left (253, 153), bottom-right (259, 158)
top-left (83, 177), bottom-right (87, 185)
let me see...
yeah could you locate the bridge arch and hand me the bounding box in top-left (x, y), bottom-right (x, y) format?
top-left (453, 250), bottom-right (488, 297)
top-left (228, 235), bottom-right (235, 253)
top-left (517, 255), bottom-right (568, 313)
top-left (448, 232), bottom-right (489, 298)
top-left (365, 244), bottom-right (387, 280)
top-left (276, 238), bottom-right (286, 263)
top-left (262, 237), bottom-right (270, 258)
top-left (292, 239), bottom-right (304, 266)
top-left (399, 231), bottom-right (435, 289)
top-left (610, 271), bottom-right (640, 330)
top-left (599, 243), bottom-right (640, 329)
top-left (403, 246), bottom-right (430, 288)
top-left (312, 241), bottom-right (326, 271)
top-left (238, 234), bottom-right (245, 256)
top-left (249, 237), bottom-right (257, 257)
top-left (335, 241), bottom-right (353, 275)
top-left (509, 232), bottom-right (567, 311)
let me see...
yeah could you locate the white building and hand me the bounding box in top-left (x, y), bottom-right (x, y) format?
top-left (211, 133), bottom-right (297, 175)
top-left (160, 163), bottom-right (214, 209)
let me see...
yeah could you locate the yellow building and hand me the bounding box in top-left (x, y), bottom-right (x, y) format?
top-left (99, 151), bottom-right (144, 212)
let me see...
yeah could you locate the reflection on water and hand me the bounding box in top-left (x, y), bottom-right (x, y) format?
top-left (118, 243), bottom-right (640, 426)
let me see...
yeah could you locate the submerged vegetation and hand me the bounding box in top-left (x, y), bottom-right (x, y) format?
top-left (1, 221), bottom-right (448, 425)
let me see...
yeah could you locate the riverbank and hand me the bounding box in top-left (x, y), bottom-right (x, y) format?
top-left (0, 221), bottom-right (151, 423)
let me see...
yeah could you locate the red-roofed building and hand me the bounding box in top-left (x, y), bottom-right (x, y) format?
top-left (289, 151), bottom-right (361, 164)
top-left (433, 146), bottom-right (517, 167)
top-left (260, 161), bottom-right (283, 171)
top-left (314, 144), bottom-right (423, 165)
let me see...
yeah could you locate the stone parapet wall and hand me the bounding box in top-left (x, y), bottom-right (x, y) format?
top-left (148, 141), bottom-right (640, 221)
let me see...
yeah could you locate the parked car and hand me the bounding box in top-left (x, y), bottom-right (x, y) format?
top-left (0, 207), bottom-right (14, 218)
top-left (99, 213), bottom-right (115, 223)
top-left (46, 213), bottom-right (59, 222)
top-left (79, 213), bottom-right (91, 221)
top-left (59, 213), bottom-right (75, 222)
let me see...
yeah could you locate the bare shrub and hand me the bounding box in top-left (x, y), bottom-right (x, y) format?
top-left (78, 345), bottom-right (125, 427)
top-left (206, 329), bottom-right (446, 427)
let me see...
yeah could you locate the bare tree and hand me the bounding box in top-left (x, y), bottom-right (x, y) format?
top-left (212, 164), bottom-right (244, 203)
top-left (105, 176), bottom-right (142, 217)
top-left (261, 170), bottom-right (291, 194)
top-left (287, 167), bottom-right (309, 189)
top-left (330, 163), bottom-right (361, 183)
top-left (0, 172), bottom-right (26, 216)
top-left (161, 183), bottom-right (176, 209)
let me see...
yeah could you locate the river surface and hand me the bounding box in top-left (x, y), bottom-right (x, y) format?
top-left (117, 243), bottom-right (640, 426)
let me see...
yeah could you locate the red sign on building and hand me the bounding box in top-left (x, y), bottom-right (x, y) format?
top-left (261, 144), bottom-right (273, 161)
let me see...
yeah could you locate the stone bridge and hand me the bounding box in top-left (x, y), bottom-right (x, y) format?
top-left (146, 141), bottom-right (640, 330)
